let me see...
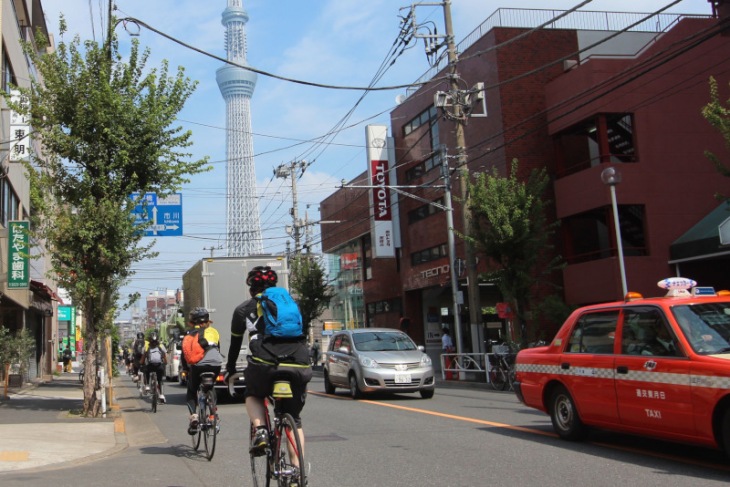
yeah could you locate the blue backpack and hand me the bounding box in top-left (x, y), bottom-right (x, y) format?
top-left (258, 287), bottom-right (304, 338)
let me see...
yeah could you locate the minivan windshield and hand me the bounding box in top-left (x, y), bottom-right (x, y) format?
top-left (672, 302), bottom-right (730, 354)
top-left (352, 332), bottom-right (417, 352)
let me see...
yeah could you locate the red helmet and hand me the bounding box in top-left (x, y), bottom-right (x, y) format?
top-left (246, 266), bottom-right (278, 289)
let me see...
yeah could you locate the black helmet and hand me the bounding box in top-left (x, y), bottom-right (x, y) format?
top-left (136, 332), bottom-right (144, 340)
top-left (150, 330), bottom-right (159, 342)
top-left (246, 266), bottom-right (278, 290)
top-left (189, 307), bottom-right (209, 325)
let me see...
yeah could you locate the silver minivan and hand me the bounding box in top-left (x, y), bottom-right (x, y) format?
top-left (324, 328), bottom-right (435, 399)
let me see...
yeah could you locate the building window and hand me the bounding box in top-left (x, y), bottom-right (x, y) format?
top-left (0, 179), bottom-right (20, 227)
top-left (362, 236), bottom-right (372, 281)
top-left (411, 243), bottom-right (448, 266)
top-left (562, 205), bottom-right (647, 265)
top-left (2, 47), bottom-right (16, 93)
top-left (407, 197), bottom-right (445, 224)
top-left (404, 106), bottom-right (441, 183)
top-left (554, 113), bottom-right (637, 177)
top-left (404, 106), bottom-right (438, 136)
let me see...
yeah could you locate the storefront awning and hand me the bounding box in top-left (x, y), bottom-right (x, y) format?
top-left (30, 280), bottom-right (65, 305)
top-left (669, 201), bottom-right (730, 264)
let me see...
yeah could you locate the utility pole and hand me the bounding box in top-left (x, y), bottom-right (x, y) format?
top-left (443, 1), bottom-right (480, 355)
top-left (404, 1), bottom-right (485, 354)
top-left (275, 160), bottom-right (308, 255)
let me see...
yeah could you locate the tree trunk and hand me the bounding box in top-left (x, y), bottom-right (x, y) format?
top-left (82, 304), bottom-right (101, 417)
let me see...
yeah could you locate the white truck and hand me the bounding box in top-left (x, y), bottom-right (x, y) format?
top-left (182, 255), bottom-right (289, 395)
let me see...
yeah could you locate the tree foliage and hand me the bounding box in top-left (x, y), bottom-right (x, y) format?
top-left (0, 327), bottom-right (35, 374)
top-left (702, 76), bottom-right (730, 199)
top-left (466, 159), bottom-right (563, 345)
top-left (6, 21), bottom-right (210, 415)
top-left (289, 254), bottom-right (334, 335)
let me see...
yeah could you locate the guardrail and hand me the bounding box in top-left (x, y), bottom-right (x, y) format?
top-left (440, 352), bottom-right (517, 388)
top-left (440, 353), bottom-right (487, 381)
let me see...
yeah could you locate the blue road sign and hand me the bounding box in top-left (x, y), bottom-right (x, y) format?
top-left (131, 192), bottom-right (183, 237)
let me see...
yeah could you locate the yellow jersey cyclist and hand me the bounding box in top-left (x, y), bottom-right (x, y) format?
top-left (224, 266), bottom-right (312, 455)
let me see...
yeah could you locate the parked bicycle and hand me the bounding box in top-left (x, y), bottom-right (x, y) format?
top-left (487, 343), bottom-right (517, 391)
top-left (190, 371), bottom-right (219, 461)
top-left (228, 371), bottom-right (306, 487)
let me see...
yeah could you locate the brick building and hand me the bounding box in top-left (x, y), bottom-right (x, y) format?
top-left (320, 8), bottom-right (730, 360)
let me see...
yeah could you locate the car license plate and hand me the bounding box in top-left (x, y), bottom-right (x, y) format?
top-left (395, 374), bottom-right (411, 384)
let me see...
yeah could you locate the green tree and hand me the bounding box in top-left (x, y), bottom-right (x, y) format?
top-left (289, 254), bottom-right (334, 336)
top-left (7, 21), bottom-right (209, 416)
top-left (0, 327), bottom-right (35, 380)
top-left (702, 76), bottom-right (730, 199)
top-left (466, 159), bottom-right (563, 346)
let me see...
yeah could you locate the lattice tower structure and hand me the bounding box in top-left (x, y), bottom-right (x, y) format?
top-left (216, 0), bottom-right (262, 256)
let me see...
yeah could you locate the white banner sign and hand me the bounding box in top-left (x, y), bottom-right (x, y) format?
top-left (366, 125), bottom-right (395, 258)
top-left (9, 90), bottom-right (30, 162)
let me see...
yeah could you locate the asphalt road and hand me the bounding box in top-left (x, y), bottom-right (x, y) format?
top-left (2, 373), bottom-right (730, 486)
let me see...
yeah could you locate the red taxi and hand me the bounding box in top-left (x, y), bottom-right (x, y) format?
top-left (513, 278), bottom-right (730, 456)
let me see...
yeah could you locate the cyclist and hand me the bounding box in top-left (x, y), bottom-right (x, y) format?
top-left (141, 330), bottom-right (167, 403)
top-left (181, 307), bottom-right (223, 435)
top-left (131, 332), bottom-right (147, 383)
top-left (224, 266), bottom-right (312, 456)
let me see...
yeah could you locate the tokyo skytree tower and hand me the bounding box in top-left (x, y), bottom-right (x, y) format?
top-left (216, 0), bottom-right (262, 256)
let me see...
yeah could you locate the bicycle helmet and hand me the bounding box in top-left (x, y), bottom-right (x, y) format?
top-left (150, 330), bottom-right (159, 343)
top-left (246, 266), bottom-right (278, 290)
top-left (189, 307), bottom-right (210, 325)
top-left (136, 332), bottom-right (144, 340)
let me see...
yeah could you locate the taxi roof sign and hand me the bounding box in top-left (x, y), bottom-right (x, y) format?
top-left (658, 277), bottom-right (697, 298)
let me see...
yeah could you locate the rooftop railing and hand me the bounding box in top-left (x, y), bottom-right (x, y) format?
top-left (409, 8), bottom-right (711, 92)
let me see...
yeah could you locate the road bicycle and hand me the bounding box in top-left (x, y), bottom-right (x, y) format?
top-left (487, 346), bottom-right (516, 391)
top-left (190, 371), bottom-right (219, 461)
top-left (229, 371), bottom-right (306, 487)
top-left (149, 371), bottom-right (159, 413)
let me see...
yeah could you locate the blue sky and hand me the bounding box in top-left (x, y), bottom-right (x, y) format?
top-left (39, 0), bottom-right (713, 319)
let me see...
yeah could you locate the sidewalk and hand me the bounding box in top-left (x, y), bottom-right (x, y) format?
top-left (0, 372), bottom-right (126, 474)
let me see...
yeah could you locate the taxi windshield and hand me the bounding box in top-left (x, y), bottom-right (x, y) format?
top-left (672, 303), bottom-right (730, 354)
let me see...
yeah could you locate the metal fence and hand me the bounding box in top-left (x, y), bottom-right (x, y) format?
top-left (408, 8), bottom-right (710, 94)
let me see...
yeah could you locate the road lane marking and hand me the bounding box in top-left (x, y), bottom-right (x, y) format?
top-left (360, 398), bottom-right (557, 437)
top-left (0, 451), bottom-right (29, 462)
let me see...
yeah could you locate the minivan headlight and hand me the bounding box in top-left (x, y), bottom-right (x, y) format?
top-left (420, 354), bottom-right (432, 366)
top-left (359, 356), bottom-right (379, 368)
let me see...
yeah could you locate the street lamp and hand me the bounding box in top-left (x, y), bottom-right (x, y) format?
top-left (601, 166), bottom-right (628, 297)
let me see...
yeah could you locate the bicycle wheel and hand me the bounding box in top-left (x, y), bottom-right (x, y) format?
top-left (489, 364), bottom-right (507, 391)
top-left (203, 389), bottom-right (217, 461)
top-left (151, 373), bottom-right (158, 413)
top-left (191, 391), bottom-right (202, 451)
top-left (277, 413), bottom-right (305, 487)
top-left (506, 363), bottom-right (517, 391)
top-left (250, 422), bottom-right (271, 487)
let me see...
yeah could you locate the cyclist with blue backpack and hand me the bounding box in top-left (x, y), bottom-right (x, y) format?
top-left (225, 266), bottom-right (312, 456)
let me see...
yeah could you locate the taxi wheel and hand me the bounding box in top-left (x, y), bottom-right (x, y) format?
top-left (549, 385), bottom-right (587, 441)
